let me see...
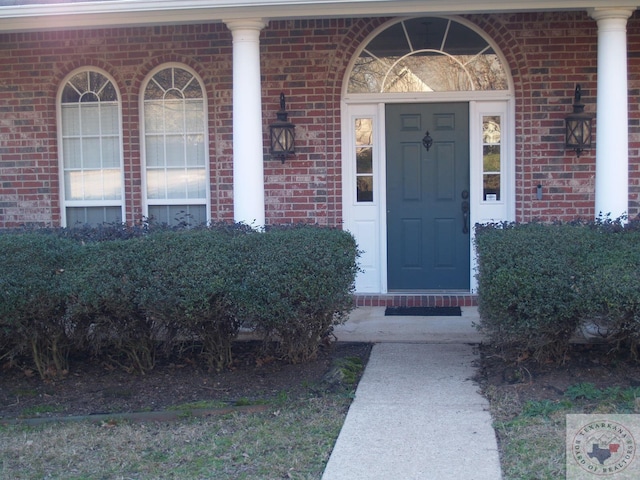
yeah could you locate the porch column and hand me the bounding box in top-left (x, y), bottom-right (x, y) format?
top-left (589, 8), bottom-right (634, 220)
top-left (225, 19), bottom-right (267, 228)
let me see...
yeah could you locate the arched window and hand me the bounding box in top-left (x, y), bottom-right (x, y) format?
top-left (58, 69), bottom-right (124, 226)
top-left (142, 65), bottom-right (209, 226)
top-left (348, 17), bottom-right (508, 94)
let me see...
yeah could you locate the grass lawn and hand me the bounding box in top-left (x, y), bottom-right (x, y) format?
top-left (486, 380), bottom-right (640, 479)
top-left (1, 391), bottom-right (352, 479)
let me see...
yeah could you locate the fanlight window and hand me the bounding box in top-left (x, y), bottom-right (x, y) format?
top-left (348, 17), bottom-right (508, 93)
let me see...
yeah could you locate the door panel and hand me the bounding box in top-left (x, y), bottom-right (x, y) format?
top-left (386, 103), bottom-right (470, 290)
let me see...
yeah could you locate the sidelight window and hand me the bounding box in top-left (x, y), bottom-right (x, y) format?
top-left (482, 115), bottom-right (501, 201)
top-left (355, 118), bottom-right (375, 202)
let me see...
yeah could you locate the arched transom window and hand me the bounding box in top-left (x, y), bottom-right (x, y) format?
top-left (348, 17), bottom-right (508, 93)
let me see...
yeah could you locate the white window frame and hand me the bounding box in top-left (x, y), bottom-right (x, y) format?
top-left (57, 67), bottom-right (125, 227)
top-left (140, 63), bottom-right (211, 226)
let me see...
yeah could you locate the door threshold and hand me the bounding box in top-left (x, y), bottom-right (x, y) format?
top-left (354, 292), bottom-right (477, 307)
top-left (387, 290), bottom-right (472, 294)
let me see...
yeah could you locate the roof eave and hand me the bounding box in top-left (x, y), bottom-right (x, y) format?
top-left (0, 0), bottom-right (637, 33)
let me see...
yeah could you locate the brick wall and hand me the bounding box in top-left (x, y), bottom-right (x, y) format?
top-left (1, 12), bottom-right (639, 228)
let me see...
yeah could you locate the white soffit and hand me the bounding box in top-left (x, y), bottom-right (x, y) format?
top-left (0, 0), bottom-right (638, 32)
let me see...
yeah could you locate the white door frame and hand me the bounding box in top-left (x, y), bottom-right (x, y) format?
top-left (341, 94), bottom-right (515, 294)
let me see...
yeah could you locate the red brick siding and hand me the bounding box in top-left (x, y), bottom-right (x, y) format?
top-left (1, 12), bottom-right (639, 228)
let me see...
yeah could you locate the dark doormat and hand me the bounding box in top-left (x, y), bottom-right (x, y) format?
top-left (384, 306), bottom-right (462, 317)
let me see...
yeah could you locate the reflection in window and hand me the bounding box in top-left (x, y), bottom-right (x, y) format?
top-left (59, 69), bottom-right (123, 226)
top-left (348, 18), bottom-right (508, 94)
top-left (356, 118), bottom-right (374, 202)
top-left (143, 66), bottom-right (208, 226)
top-left (482, 116), bottom-right (501, 201)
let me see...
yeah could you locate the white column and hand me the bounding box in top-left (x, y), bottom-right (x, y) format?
top-left (225, 19), bottom-right (267, 228)
top-left (589, 8), bottom-right (634, 220)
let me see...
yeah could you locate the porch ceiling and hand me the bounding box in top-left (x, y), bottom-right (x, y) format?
top-left (0, 0), bottom-right (638, 33)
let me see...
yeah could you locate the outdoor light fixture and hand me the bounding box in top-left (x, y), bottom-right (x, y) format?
top-left (565, 84), bottom-right (593, 158)
top-left (269, 92), bottom-right (295, 163)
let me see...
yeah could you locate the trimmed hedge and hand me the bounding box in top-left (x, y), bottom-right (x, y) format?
top-left (232, 226), bottom-right (360, 363)
top-left (0, 233), bottom-right (79, 377)
top-left (475, 219), bottom-right (640, 362)
top-left (0, 224), bottom-right (359, 377)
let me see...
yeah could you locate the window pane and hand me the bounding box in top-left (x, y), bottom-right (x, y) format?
top-left (186, 134), bottom-right (205, 166)
top-left (483, 174), bottom-right (500, 201)
top-left (147, 169), bottom-right (166, 199)
top-left (63, 138), bottom-right (82, 168)
top-left (357, 147), bottom-right (373, 174)
top-left (357, 176), bottom-right (374, 202)
top-left (82, 138), bottom-right (101, 168)
top-left (166, 171), bottom-right (186, 199)
top-left (101, 104), bottom-right (119, 134)
top-left (165, 135), bottom-right (185, 167)
top-left (355, 118), bottom-right (373, 146)
top-left (145, 136), bottom-right (164, 167)
top-left (64, 171), bottom-right (83, 200)
top-left (165, 99), bottom-right (186, 133)
top-left (83, 170), bottom-right (109, 200)
top-left (483, 116), bottom-right (501, 144)
top-left (66, 206), bottom-right (122, 227)
top-left (185, 100), bottom-right (205, 132)
top-left (185, 168), bottom-right (206, 198)
top-left (80, 104), bottom-right (101, 135)
top-left (144, 102), bottom-right (164, 133)
top-left (483, 145), bottom-right (501, 172)
top-left (148, 204), bottom-right (206, 227)
top-left (61, 105), bottom-right (80, 135)
top-left (102, 169), bottom-right (122, 200)
top-left (102, 137), bottom-right (120, 168)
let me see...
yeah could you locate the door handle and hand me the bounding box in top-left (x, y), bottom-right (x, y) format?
top-left (422, 131), bottom-right (433, 151)
top-left (461, 200), bottom-right (470, 234)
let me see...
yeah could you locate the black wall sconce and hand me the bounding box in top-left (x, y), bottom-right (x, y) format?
top-left (565, 84), bottom-right (594, 158)
top-left (269, 92), bottom-right (295, 163)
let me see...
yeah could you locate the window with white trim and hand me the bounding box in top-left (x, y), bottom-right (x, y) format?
top-left (142, 66), bottom-right (208, 226)
top-left (355, 118), bottom-right (375, 202)
top-left (59, 69), bottom-right (124, 226)
top-left (348, 17), bottom-right (508, 94)
top-left (482, 115), bottom-right (502, 201)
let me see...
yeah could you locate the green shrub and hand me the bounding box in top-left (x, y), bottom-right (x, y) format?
top-left (0, 233), bottom-right (79, 377)
top-left (581, 230), bottom-right (640, 357)
top-left (0, 223), bottom-right (358, 374)
top-left (475, 219), bottom-right (640, 362)
top-left (143, 229), bottom-right (241, 371)
top-left (70, 238), bottom-right (161, 373)
top-left (232, 225), bottom-right (359, 363)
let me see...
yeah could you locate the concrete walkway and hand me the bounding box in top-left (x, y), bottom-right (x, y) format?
top-left (322, 307), bottom-right (502, 480)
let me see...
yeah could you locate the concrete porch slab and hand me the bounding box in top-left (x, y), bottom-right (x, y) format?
top-left (333, 306), bottom-right (486, 344)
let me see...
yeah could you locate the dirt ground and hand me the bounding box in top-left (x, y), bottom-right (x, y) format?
top-left (5, 339), bottom-right (638, 423)
top-left (0, 341), bottom-right (372, 420)
top-left (475, 342), bottom-right (640, 409)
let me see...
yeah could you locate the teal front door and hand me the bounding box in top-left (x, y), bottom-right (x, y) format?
top-left (386, 103), bottom-right (470, 290)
